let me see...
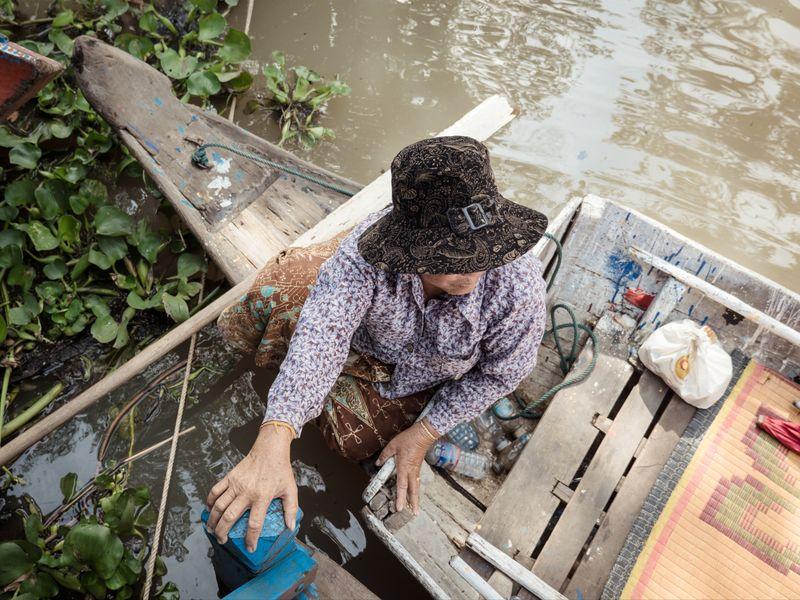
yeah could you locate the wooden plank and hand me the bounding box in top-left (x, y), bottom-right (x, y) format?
top-left (629, 246), bottom-right (800, 346)
top-left (118, 130), bottom-right (256, 284)
top-left (394, 510), bottom-right (481, 600)
top-left (1, 39), bottom-right (62, 119)
top-left (526, 372), bottom-right (670, 591)
top-left (467, 533), bottom-right (567, 600)
top-left (564, 396), bottom-right (695, 599)
top-left (362, 508), bottom-right (451, 600)
top-left (309, 546), bottom-right (378, 600)
top-left (469, 347), bottom-right (633, 565)
top-left (450, 556), bottom-right (504, 600)
top-left (630, 277), bottom-right (687, 347)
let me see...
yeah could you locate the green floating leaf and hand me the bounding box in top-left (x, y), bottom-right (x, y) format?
top-left (114, 307), bottom-right (136, 349)
top-left (9, 306), bottom-right (32, 326)
top-left (190, 0), bottom-right (218, 12)
top-left (138, 11), bottom-right (160, 35)
top-left (0, 203), bottom-right (18, 221)
top-left (35, 180), bottom-right (67, 221)
top-left (53, 162), bottom-right (89, 184)
top-left (2, 228), bottom-right (28, 251)
top-left (84, 294), bottom-right (110, 318)
top-left (90, 314), bottom-right (119, 344)
top-left (15, 221), bottom-right (59, 251)
top-left (219, 28), bottom-right (251, 63)
top-left (159, 48), bottom-right (199, 80)
top-left (225, 70), bottom-right (253, 93)
top-left (135, 229), bottom-right (166, 264)
top-left (9, 142), bottom-right (41, 170)
top-left (198, 12), bottom-right (226, 41)
top-left (7, 264), bottom-right (36, 291)
top-left (0, 125), bottom-right (25, 148)
top-left (116, 33), bottom-right (155, 60)
top-left (48, 119), bottom-right (74, 139)
top-left (43, 258), bottom-right (67, 280)
top-left (187, 70), bottom-right (221, 97)
top-left (177, 253), bottom-right (205, 279)
top-left (0, 542), bottom-right (35, 586)
top-left (60, 472), bottom-right (78, 503)
top-left (162, 293), bottom-right (189, 323)
top-left (52, 9), bottom-right (74, 27)
top-left (88, 248), bottom-right (113, 270)
top-left (48, 27), bottom-right (74, 55)
top-left (23, 515), bottom-right (42, 546)
top-left (36, 281), bottom-right (63, 304)
top-left (98, 236), bottom-right (129, 263)
top-left (94, 206), bottom-right (134, 237)
top-left (5, 179), bottom-right (36, 206)
top-left (58, 215), bottom-right (81, 246)
top-left (81, 569), bottom-right (107, 599)
top-left (80, 179), bottom-right (108, 204)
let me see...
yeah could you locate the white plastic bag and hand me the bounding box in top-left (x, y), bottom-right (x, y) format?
top-left (639, 320), bottom-right (732, 409)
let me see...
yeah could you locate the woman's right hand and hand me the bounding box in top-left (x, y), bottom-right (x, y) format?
top-left (205, 423), bottom-right (298, 552)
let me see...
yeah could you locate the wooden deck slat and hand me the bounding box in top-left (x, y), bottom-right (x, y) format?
top-left (524, 372), bottom-right (669, 592)
top-left (465, 346), bottom-right (634, 574)
top-left (564, 395), bottom-right (695, 599)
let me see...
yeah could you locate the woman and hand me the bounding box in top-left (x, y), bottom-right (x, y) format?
top-left (206, 135), bottom-right (549, 553)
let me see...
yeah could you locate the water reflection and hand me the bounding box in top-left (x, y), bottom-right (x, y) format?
top-left (5, 327), bottom-right (421, 598)
top-left (239, 0), bottom-right (798, 288)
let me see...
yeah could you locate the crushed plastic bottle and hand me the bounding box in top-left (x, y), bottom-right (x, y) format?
top-left (492, 432), bottom-right (531, 474)
top-left (425, 440), bottom-right (490, 479)
top-left (447, 422), bottom-right (479, 450)
top-left (473, 409), bottom-right (505, 446)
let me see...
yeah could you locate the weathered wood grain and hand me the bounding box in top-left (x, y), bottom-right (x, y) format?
top-left (467, 346), bottom-right (633, 565)
top-left (1, 39), bottom-right (62, 119)
top-left (525, 372), bottom-right (669, 592)
top-left (564, 395), bottom-right (695, 599)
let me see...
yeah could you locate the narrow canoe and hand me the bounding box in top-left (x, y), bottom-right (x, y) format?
top-left (1, 36), bottom-right (62, 120)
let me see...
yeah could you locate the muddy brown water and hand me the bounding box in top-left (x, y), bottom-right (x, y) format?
top-left (4, 1), bottom-right (799, 598)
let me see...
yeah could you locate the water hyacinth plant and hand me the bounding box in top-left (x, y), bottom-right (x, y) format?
top-left (0, 470), bottom-right (176, 599)
top-left (245, 50), bottom-right (351, 149)
top-left (0, 0), bottom-right (253, 444)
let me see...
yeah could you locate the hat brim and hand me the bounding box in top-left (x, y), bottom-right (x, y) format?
top-left (357, 195), bottom-right (548, 274)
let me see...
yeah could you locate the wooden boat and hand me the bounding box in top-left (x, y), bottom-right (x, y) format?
top-left (10, 36), bottom-right (795, 600)
top-left (1, 36), bottom-right (62, 120)
top-left (361, 195), bottom-right (800, 599)
top-left (52, 36), bottom-right (516, 599)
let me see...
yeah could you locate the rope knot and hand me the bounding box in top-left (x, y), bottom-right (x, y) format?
top-left (191, 147), bottom-right (212, 169)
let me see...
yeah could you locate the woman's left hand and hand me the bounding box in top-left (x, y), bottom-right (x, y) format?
top-left (376, 419), bottom-right (439, 514)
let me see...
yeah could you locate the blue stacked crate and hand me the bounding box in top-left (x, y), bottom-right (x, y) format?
top-left (202, 498), bottom-right (318, 599)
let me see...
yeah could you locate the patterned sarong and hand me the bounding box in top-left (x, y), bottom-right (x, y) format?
top-left (217, 235), bottom-right (432, 461)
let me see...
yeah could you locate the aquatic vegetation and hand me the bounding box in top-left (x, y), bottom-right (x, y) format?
top-left (245, 50), bottom-right (351, 149)
top-left (0, 0), bottom-right (256, 440)
top-left (0, 469), bottom-right (177, 599)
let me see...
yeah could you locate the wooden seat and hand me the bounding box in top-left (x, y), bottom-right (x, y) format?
top-left (460, 314), bottom-right (697, 598)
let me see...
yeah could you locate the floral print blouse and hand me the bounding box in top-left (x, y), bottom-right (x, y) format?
top-left (266, 208), bottom-right (548, 435)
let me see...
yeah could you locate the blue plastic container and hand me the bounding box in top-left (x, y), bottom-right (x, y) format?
top-left (446, 421), bottom-right (479, 450)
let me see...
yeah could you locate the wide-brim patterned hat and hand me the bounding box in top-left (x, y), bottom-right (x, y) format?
top-left (358, 136), bottom-right (548, 274)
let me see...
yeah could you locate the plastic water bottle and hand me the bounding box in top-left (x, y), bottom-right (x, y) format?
top-left (425, 440), bottom-right (490, 479)
top-left (473, 409), bottom-right (505, 446)
top-left (492, 432), bottom-right (531, 474)
top-left (447, 422), bottom-right (479, 450)
top-left (492, 396), bottom-right (524, 433)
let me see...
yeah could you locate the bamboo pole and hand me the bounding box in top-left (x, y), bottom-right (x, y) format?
top-left (0, 94), bottom-right (517, 467)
